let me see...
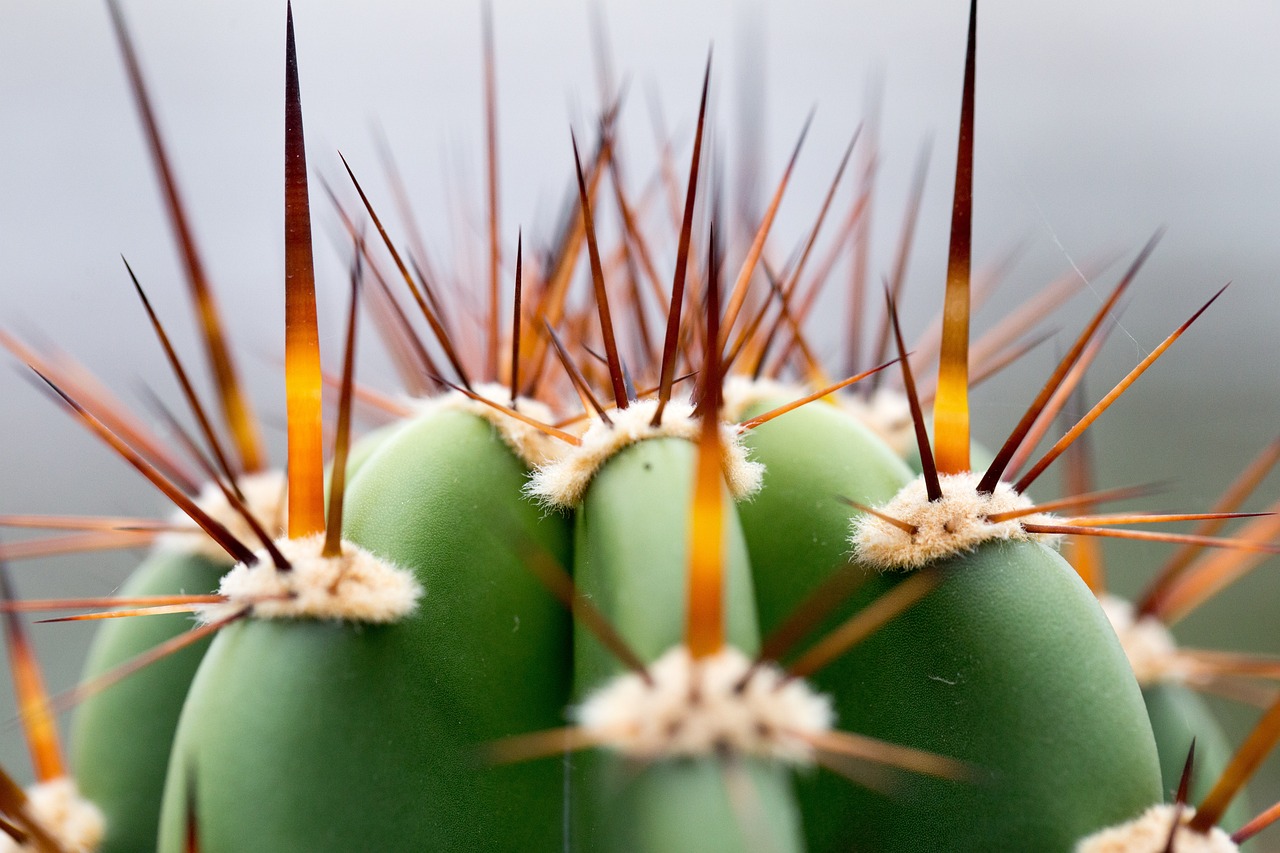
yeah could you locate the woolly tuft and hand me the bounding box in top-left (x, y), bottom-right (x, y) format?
top-left (852, 471), bottom-right (1060, 570)
top-left (526, 398), bottom-right (763, 509)
top-left (1075, 804), bottom-right (1237, 853)
top-left (574, 645), bottom-right (833, 763)
top-left (197, 533), bottom-right (421, 624)
top-left (157, 469), bottom-right (287, 564)
top-left (0, 777), bottom-right (104, 853)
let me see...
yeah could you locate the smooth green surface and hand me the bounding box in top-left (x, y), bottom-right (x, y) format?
top-left (157, 409), bottom-right (572, 852)
top-left (736, 396), bottom-right (912, 633)
top-left (811, 540), bottom-right (1163, 852)
top-left (1144, 681), bottom-right (1249, 833)
top-left (71, 548), bottom-right (227, 853)
top-left (737, 397), bottom-right (913, 849)
top-left (583, 757), bottom-right (805, 853)
top-left (570, 436), bottom-right (804, 853)
top-left (572, 437), bottom-right (760, 683)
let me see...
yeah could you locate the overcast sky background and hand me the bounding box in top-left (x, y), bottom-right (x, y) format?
top-left (3, 0), bottom-right (1280, 829)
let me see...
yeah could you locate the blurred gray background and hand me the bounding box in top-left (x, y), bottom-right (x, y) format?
top-left (2, 0), bottom-right (1280, 844)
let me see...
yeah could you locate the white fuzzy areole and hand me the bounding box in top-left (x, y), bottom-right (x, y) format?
top-left (0, 777), bottom-right (104, 853)
top-left (851, 471), bottom-right (1060, 570)
top-left (574, 645), bottom-right (833, 763)
top-left (196, 533), bottom-right (421, 625)
top-left (1075, 804), bottom-right (1237, 853)
top-left (838, 387), bottom-right (915, 457)
top-left (720, 375), bottom-right (803, 424)
top-left (408, 383), bottom-right (564, 468)
top-left (1099, 595), bottom-right (1185, 688)
top-left (525, 398), bottom-right (763, 509)
top-left (156, 469), bottom-right (287, 564)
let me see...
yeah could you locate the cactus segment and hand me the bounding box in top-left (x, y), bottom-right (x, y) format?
top-left (812, 540), bottom-right (1162, 851)
top-left (732, 390), bottom-right (912, 633)
top-left (732, 384), bottom-right (1150, 849)
top-left (156, 407), bottom-right (572, 851)
top-left (1099, 595), bottom-right (1248, 829)
top-left (1143, 684), bottom-right (1247, 831)
top-left (159, 617), bottom-right (508, 851)
top-left (569, 434), bottom-right (805, 851)
top-left (68, 466), bottom-right (288, 853)
top-left (572, 436), bottom-right (759, 681)
top-left (580, 758), bottom-right (805, 853)
top-left (69, 550), bottom-right (232, 853)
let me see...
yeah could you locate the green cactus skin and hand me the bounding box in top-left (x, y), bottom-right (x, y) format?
top-left (1143, 682), bottom-right (1248, 832)
top-left (735, 397), bottom-right (913, 634)
top-left (735, 398), bottom-right (919, 848)
top-left (569, 435), bottom-right (805, 852)
top-left (580, 758), bottom-right (805, 853)
top-left (156, 408), bottom-right (572, 851)
top-left (807, 539), bottom-right (1162, 852)
top-left (70, 548), bottom-right (226, 853)
top-left (572, 437), bottom-right (759, 681)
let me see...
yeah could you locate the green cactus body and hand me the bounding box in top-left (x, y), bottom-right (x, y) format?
top-left (70, 548), bottom-right (227, 853)
top-left (586, 758), bottom-right (805, 853)
top-left (569, 435), bottom-right (805, 853)
top-left (1098, 594), bottom-right (1250, 831)
top-left (734, 394), bottom-right (913, 633)
top-left (818, 539), bottom-right (1162, 852)
top-left (1143, 682), bottom-right (1248, 832)
top-left (734, 394), bottom-right (926, 847)
top-left (156, 407), bottom-right (572, 851)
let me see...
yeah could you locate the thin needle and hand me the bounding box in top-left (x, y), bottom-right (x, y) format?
top-left (1015, 286), bottom-right (1227, 493)
top-left (323, 255), bottom-right (362, 557)
top-left (652, 55), bottom-right (710, 427)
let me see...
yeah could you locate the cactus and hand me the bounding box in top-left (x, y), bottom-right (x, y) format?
top-left (4, 3), bottom-right (1280, 853)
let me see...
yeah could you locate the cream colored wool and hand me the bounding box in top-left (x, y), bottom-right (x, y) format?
top-left (0, 777), bottom-right (104, 853)
top-left (526, 398), bottom-right (763, 509)
top-left (574, 645), bottom-right (833, 763)
top-left (157, 469), bottom-right (287, 564)
top-left (852, 471), bottom-right (1060, 570)
top-left (1076, 804), bottom-right (1237, 853)
top-left (196, 533), bottom-right (421, 625)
